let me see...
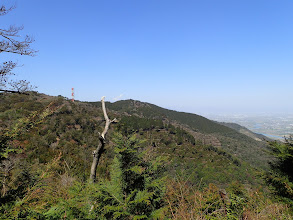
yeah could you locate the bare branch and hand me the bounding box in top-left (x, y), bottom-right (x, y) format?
top-left (90, 96), bottom-right (115, 183)
top-left (8, 80), bottom-right (36, 93)
top-left (0, 5), bottom-right (16, 16)
top-left (0, 4), bottom-right (37, 93)
top-left (0, 25), bottom-right (24, 36)
top-left (0, 61), bottom-right (16, 88)
top-left (101, 96), bottom-right (110, 139)
top-left (0, 61), bottom-right (16, 76)
top-left (0, 89), bottom-right (29, 95)
top-left (0, 35), bottom-right (37, 56)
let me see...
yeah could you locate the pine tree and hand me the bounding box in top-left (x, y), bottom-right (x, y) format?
top-left (267, 136), bottom-right (293, 205)
top-left (92, 133), bottom-right (167, 219)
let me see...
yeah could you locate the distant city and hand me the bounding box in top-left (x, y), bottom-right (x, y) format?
top-left (204, 114), bottom-right (293, 141)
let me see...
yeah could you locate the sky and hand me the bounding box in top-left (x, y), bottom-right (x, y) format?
top-left (1, 0), bottom-right (293, 115)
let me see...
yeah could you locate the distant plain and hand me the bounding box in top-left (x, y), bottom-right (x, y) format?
top-left (205, 114), bottom-right (293, 140)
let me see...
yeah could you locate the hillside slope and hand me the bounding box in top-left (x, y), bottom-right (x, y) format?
top-left (0, 93), bottom-right (266, 187)
top-left (2, 93), bottom-right (290, 219)
top-left (217, 121), bottom-right (272, 142)
top-left (90, 99), bottom-right (272, 169)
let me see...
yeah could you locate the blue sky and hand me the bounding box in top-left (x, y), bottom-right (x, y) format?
top-left (2, 0), bottom-right (293, 114)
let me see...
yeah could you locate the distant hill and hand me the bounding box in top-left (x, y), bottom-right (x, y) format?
top-left (89, 99), bottom-right (272, 170)
top-left (217, 121), bottom-right (272, 142)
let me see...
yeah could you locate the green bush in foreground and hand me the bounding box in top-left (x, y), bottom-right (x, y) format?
top-left (91, 133), bottom-right (167, 219)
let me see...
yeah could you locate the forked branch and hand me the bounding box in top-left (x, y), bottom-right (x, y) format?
top-left (90, 96), bottom-right (116, 183)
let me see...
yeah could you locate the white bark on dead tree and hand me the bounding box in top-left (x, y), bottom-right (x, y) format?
top-left (90, 96), bottom-right (116, 183)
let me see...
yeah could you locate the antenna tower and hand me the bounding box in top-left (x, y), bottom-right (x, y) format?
top-left (71, 88), bottom-right (75, 102)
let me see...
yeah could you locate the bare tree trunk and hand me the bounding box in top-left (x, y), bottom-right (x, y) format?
top-left (90, 96), bottom-right (116, 183)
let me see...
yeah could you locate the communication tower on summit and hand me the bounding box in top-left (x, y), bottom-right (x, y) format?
top-left (71, 88), bottom-right (74, 102)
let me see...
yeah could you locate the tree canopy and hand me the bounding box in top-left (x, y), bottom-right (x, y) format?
top-left (267, 136), bottom-right (293, 205)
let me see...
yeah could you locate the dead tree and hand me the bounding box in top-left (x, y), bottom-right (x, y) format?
top-left (90, 96), bottom-right (117, 183)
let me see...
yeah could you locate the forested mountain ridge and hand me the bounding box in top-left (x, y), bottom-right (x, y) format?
top-left (1, 92), bottom-right (291, 219)
top-left (90, 99), bottom-right (272, 170)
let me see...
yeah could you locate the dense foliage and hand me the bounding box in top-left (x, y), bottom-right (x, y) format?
top-left (91, 133), bottom-right (167, 219)
top-left (0, 93), bottom-right (292, 218)
top-left (267, 137), bottom-right (293, 206)
top-left (98, 99), bottom-right (272, 170)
